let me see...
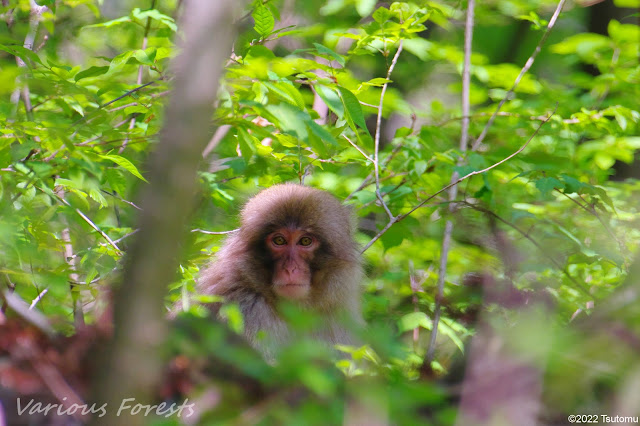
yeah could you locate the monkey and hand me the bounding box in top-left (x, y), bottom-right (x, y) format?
top-left (189, 183), bottom-right (364, 356)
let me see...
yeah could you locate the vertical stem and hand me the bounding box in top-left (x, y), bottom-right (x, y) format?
top-left (374, 40), bottom-right (403, 220)
top-left (56, 188), bottom-right (85, 328)
top-left (426, 0), bottom-right (475, 363)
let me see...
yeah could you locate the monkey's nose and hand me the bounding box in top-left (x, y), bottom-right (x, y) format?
top-left (284, 264), bottom-right (298, 274)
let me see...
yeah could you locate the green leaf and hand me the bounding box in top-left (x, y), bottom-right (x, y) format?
top-left (614, 0), bottom-right (639, 6)
top-left (308, 120), bottom-right (337, 146)
top-left (355, 0), bottom-right (377, 17)
top-left (313, 43), bottom-right (345, 67)
top-left (88, 188), bottom-right (108, 208)
top-left (108, 51), bottom-right (135, 73)
top-left (398, 312), bottom-right (432, 333)
top-left (593, 187), bottom-right (616, 211)
top-left (372, 6), bottom-right (392, 24)
top-left (551, 33), bottom-right (610, 56)
top-left (263, 81), bottom-right (306, 109)
top-left (438, 320), bottom-right (465, 353)
top-left (100, 154), bottom-right (148, 182)
top-left (338, 86), bottom-right (370, 135)
top-left (362, 78), bottom-right (392, 87)
top-left (105, 169), bottom-right (127, 195)
top-left (560, 175), bottom-right (588, 194)
top-left (0, 44), bottom-right (43, 66)
top-left (253, 5), bottom-right (275, 37)
top-left (83, 16), bottom-right (131, 30)
top-left (237, 128), bottom-right (257, 160)
top-left (131, 8), bottom-right (177, 31)
top-left (594, 152), bottom-right (615, 169)
top-left (412, 160), bottom-right (427, 177)
top-left (535, 177), bottom-right (564, 196)
top-left (266, 103), bottom-right (309, 141)
top-left (62, 96), bottom-right (84, 116)
top-left (134, 48), bottom-right (157, 66)
top-left (315, 85), bottom-right (344, 118)
top-left (219, 303), bottom-right (244, 335)
top-left (307, 126), bottom-right (329, 157)
top-left (74, 66), bottom-right (109, 81)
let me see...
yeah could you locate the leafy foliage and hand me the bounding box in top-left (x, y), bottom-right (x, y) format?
top-left (1, 0), bottom-right (639, 424)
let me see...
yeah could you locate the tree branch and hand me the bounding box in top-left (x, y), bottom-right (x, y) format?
top-left (361, 105), bottom-right (557, 253)
top-left (471, 0), bottom-right (566, 151)
top-left (89, 2), bottom-right (241, 424)
top-left (426, 0), bottom-right (475, 364)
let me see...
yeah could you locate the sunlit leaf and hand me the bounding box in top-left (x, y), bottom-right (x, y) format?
top-left (100, 154), bottom-right (148, 182)
top-left (253, 5), bottom-right (275, 37)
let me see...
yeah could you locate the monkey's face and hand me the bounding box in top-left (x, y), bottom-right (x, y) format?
top-left (266, 227), bottom-right (318, 300)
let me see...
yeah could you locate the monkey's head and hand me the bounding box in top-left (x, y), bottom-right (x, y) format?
top-left (237, 184), bottom-right (360, 305)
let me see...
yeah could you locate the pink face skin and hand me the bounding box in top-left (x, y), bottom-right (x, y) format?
top-left (267, 228), bottom-right (319, 300)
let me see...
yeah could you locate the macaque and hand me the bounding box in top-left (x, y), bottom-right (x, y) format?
top-left (194, 184), bottom-right (363, 355)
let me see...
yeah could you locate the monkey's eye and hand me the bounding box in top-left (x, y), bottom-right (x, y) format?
top-left (272, 235), bottom-right (287, 245)
top-left (298, 236), bottom-right (313, 246)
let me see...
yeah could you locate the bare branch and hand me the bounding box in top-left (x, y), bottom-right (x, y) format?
top-left (191, 228), bottom-right (238, 235)
top-left (427, 0), bottom-right (475, 364)
top-left (2, 291), bottom-right (54, 337)
top-left (461, 200), bottom-right (590, 296)
top-left (99, 229), bottom-right (140, 247)
top-left (345, 143), bottom-right (403, 202)
top-left (405, 105), bottom-right (557, 219)
top-left (361, 218), bottom-right (398, 253)
top-left (10, 0), bottom-right (48, 117)
top-left (29, 288), bottom-right (48, 309)
top-left (57, 188), bottom-right (85, 327)
top-left (90, 2), bottom-right (242, 424)
top-left (555, 189), bottom-right (624, 253)
top-left (47, 188), bottom-right (122, 253)
top-left (361, 106), bottom-right (557, 253)
top-left (471, 0), bottom-right (566, 151)
top-left (343, 134), bottom-right (373, 162)
top-left (374, 40), bottom-right (403, 220)
top-left (203, 124), bottom-right (231, 158)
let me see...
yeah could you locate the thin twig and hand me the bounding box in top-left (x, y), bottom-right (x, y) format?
top-left (70, 79), bottom-right (160, 128)
top-left (44, 188), bottom-right (122, 252)
top-left (357, 178), bottom-right (407, 210)
top-left (57, 189), bottom-right (85, 327)
top-left (436, 111), bottom-right (578, 127)
top-left (471, 0), bottom-right (566, 151)
top-left (10, 1), bottom-right (48, 117)
top-left (407, 104), bottom-right (557, 218)
top-left (99, 229), bottom-right (140, 247)
top-left (461, 200), bottom-right (590, 295)
top-left (2, 291), bottom-right (55, 336)
top-left (426, 0), bottom-right (475, 364)
top-left (203, 124), bottom-right (231, 158)
top-left (360, 101), bottom-right (379, 109)
top-left (29, 288), bottom-right (48, 309)
top-left (191, 228), bottom-right (238, 235)
top-left (361, 105), bottom-right (557, 253)
top-left (555, 189), bottom-right (624, 252)
top-left (101, 190), bottom-right (142, 210)
top-left (409, 261), bottom-right (430, 350)
top-left (373, 40), bottom-right (403, 220)
top-left (343, 135), bottom-right (373, 162)
top-left (345, 143), bottom-right (403, 202)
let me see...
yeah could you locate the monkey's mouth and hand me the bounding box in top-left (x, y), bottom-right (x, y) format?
top-left (274, 282), bottom-right (310, 299)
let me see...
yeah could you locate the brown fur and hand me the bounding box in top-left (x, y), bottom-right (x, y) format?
top-left (196, 184), bottom-right (363, 354)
